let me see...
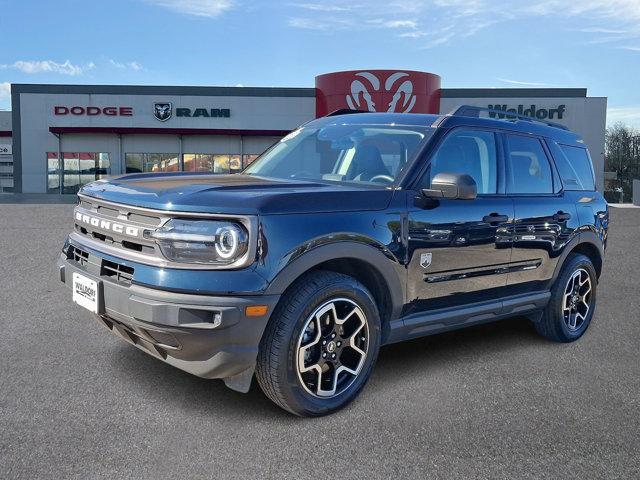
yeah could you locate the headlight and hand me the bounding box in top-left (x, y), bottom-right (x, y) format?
top-left (146, 219), bottom-right (249, 265)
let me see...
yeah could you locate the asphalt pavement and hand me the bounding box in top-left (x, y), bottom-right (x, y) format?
top-left (1, 203), bottom-right (638, 479)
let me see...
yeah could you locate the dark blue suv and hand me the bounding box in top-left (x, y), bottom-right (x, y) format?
top-left (58, 107), bottom-right (608, 416)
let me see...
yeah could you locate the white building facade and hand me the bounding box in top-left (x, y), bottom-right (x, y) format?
top-left (6, 77), bottom-right (606, 195)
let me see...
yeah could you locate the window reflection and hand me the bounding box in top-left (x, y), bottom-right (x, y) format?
top-left (47, 153), bottom-right (60, 193)
top-left (242, 154), bottom-right (260, 168)
top-left (125, 153), bottom-right (179, 173)
top-left (184, 154), bottom-right (213, 172)
top-left (183, 154), bottom-right (242, 174)
top-left (47, 152), bottom-right (110, 194)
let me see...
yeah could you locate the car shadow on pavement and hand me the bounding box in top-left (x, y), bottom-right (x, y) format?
top-left (109, 315), bottom-right (544, 419)
top-left (373, 315), bottom-right (546, 387)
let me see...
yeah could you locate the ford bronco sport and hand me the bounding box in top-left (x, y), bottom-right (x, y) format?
top-left (58, 106), bottom-right (608, 416)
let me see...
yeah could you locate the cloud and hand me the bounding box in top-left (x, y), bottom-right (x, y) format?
top-left (522, 0), bottom-right (640, 21)
top-left (497, 78), bottom-right (556, 87)
top-left (399, 31), bottom-right (428, 38)
top-left (619, 45), bottom-right (640, 51)
top-left (146, 0), bottom-right (234, 17)
top-left (109, 59), bottom-right (144, 71)
top-left (607, 106), bottom-right (640, 127)
top-left (0, 82), bottom-right (10, 99)
top-left (383, 20), bottom-right (418, 29)
top-left (579, 27), bottom-right (627, 34)
top-left (286, 0), bottom-right (640, 48)
top-left (288, 17), bottom-right (353, 30)
top-left (290, 3), bottom-right (351, 12)
top-left (0, 60), bottom-right (93, 76)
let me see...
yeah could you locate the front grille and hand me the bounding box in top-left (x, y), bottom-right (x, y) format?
top-left (100, 259), bottom-right (134, 285)
top-left (71, 194), bottom-right (256, 270)
top-left (78, 199), bottom-right (161, 227)
top-left (73, 196), bottom-right (167, 262)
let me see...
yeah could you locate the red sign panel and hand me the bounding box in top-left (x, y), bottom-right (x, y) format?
top-left (315, 70), bottom-right (441, 117)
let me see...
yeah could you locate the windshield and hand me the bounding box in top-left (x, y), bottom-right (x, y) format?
top-left (244, 123), bottom-right (434, 186)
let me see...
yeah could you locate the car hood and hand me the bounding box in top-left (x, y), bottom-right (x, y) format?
top-left (79, 173), bottom-right (395, 215)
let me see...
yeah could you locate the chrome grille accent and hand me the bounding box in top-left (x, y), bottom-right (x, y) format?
top-left (75, 196), bottom-right (163, 259)
top-left (71, 194), bottom-right (258, 270)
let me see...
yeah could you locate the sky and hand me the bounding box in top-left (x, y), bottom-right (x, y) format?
top-left (1, 0), bottom-right (640, 126)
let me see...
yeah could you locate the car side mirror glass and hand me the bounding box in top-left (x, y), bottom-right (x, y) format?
top-left (421, 172), bottom-right (477, 200)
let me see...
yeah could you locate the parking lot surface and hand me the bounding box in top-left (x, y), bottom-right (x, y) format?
top-left (1, 204), bottom-right (639, 479)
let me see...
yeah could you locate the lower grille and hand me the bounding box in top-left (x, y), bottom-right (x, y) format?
top-left (67, 244), bottom-right (135, 286)
top-left (68, 245), bottom-right (89, 266)
top-left (101, 259), bottom-right (134, 285)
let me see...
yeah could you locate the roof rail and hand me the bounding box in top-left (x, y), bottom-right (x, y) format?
top-left (325, 108), bottom-right (369, 117)
top-left (449, 105), bottom-right (570, 131)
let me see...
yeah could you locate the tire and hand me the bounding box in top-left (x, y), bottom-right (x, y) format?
top-left (535, 253), bottom-right (597, 342)
top-left (255, 270), bottom-right (381, 417)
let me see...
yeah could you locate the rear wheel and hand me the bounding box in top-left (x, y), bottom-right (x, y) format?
top-left (256, 271), bottom-right (381, 416)
top-left (535, 253), bottom-right (597, 342)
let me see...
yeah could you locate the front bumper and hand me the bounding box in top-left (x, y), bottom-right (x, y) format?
top-left (58, 251), bottom-right (280, 391)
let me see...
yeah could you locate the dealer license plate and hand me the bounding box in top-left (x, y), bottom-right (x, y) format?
top-left (72, 272), bottom-right (99, 313)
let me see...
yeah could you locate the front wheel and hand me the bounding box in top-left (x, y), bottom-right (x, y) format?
top-left (535, 253), bottom-right (597, 342)
top-left (256, 271), bottom-right (381, 416)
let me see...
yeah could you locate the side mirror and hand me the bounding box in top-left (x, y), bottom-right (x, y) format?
top-left (421, 172), bottom-right (477, 200)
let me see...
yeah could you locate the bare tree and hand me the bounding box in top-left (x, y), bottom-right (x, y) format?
top-left (605, 122), bottom-right (640, 202)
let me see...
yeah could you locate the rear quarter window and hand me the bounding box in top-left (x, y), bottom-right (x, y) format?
top-left (554, 144), bottom-right (596, 191)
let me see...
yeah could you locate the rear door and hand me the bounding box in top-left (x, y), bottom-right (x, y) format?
top-left (503, 133), bottom-right (579, 295)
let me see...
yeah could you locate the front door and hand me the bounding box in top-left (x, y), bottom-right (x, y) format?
top-left (406, 127), bottom-right (514, 312)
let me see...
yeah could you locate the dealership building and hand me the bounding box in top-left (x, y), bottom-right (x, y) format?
top-left (1, 70), bottom-right (607, 195)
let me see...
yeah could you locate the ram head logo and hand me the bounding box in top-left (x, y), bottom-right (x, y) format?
top-left (345, 71), bottom-right (417, 113)
top-left (153, 102), bottom-right (172, 122)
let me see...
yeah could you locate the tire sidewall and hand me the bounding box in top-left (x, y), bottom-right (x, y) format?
top-left (280, 277), bottom-right (381, 416)
top-left (553, 254), bottom-right (598, 340)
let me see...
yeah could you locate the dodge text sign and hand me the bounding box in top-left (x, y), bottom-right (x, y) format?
top-left (54, 106), bottom-right (133, 116)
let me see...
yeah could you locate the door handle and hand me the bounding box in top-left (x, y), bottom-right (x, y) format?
top-left (482, 213), bottom-right (509, 224)
top-left (553, 211), bottom-right (572, 222)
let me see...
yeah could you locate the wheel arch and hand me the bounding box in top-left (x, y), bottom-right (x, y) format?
top-left (264, 242), bottom-right (405, 343)
top-left (551, 231), bottom-right (604, 286)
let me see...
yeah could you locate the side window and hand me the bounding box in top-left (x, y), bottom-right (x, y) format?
top-left (425, 129), bottom-right (498, 194)
top-left (555, 144), bottom-right (596, 191)
top-left (505, 134), bottom-right (553, 194)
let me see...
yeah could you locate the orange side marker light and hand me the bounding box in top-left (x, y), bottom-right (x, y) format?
top-left (245, 305), bottom-right (269, 317)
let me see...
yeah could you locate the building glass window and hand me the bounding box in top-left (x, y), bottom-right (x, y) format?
top-left (123, 150), bottom-right (271, 176)
top-left (183, 154), bottom-right (241, 174)
top-left (47, 152), bottom-right (60, 193)
top-left (47, 152), bottom-right (110, 194)
top-left (184, 154), bottom-right (214, 172)
top-left (212, 154), bottom-right (230, 173)
top-left (230, 154), bottom-right (242, 173)
top-left (125, 153), bottom-right (179, 173)
top-left (243, 154), bottom-right (260, 168)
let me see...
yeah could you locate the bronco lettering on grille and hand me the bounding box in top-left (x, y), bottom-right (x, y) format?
top-left (75, 211), bottom-right (140, 237)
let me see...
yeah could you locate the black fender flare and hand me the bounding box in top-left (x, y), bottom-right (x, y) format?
top-left (549, 229), bottom-right (604, 287)
top-left (264, 241), bottom-right (406, 322)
